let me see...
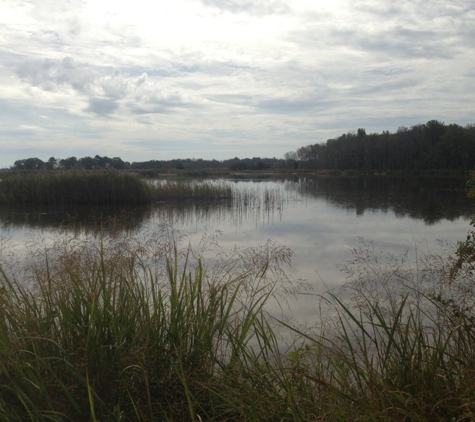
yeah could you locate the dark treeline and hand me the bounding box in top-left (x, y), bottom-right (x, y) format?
top-left (9, 120), bottom-right (475, 173)
top-left (11, 155), bottom-right (130, 171)
top-left (10, 155), bottom-right (285, 172)
top-left (285, 120), bottom-right (475, 171)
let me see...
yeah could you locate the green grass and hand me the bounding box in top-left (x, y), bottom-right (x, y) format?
top-left (0, 231), bottom-right (474, 420)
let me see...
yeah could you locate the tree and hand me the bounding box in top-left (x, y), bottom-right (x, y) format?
top-left (424, 120), bottom-right (446, 146)
top-left (59, 157), bottom-right (78, 169)
top-left (78, 156), bottom-right (96, 170)
top-left (12, 158), bottom-right (45, 170)
top-left (111, 157), bottom-right (127, 170)
top-left (45, 157), bottom-right (57, 170)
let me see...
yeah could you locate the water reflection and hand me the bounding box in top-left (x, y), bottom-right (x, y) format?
top-left (0, 204), bottom-right (149, 234)
top-left (292, 177), bottom-right (472, 224)
top-left (0, 176), bottom-right (472, 232)
top-left (0, 176), bottom-right (472, 323)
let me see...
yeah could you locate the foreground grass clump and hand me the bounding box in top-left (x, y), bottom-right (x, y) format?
top-left (1, 231), bottom-right (475, 420)
top-left (288, 240), bottom-right (475, 421)
top-left (0, 171), bottom-right (154, 206)
top-left (0, 230), bottom-right (307, 421)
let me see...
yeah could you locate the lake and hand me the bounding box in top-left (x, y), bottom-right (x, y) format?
top-left (1, 175), bottom-right (473, 324)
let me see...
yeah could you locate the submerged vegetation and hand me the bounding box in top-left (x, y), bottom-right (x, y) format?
top-left (1, 222), bottom-right (475, 421)
top-left (0, 171), bottom-right (232, 206)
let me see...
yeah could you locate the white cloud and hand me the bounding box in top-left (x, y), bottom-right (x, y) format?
top-left (0, 0), bottom-right (474, 167)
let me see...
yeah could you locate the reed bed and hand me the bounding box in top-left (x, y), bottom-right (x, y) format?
top-left (232, 184), bottom-right (283, 210)
top-left (150, 179), bottom-right (232, 201)
top-left (0, 171), bottom-right (153, 206)
top-left (0, 172), bottom-right (233, 206)
top-left (0, 228), bottom-right (475, 420)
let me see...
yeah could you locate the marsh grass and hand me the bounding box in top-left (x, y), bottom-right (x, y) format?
top-left (0, 171), bottom-right (234, 206)
top-left (0, 171), bottom-right (153, 206)
top-left (1, 229), bottom-right (475, 421)
top-left (0, 227), bottom-right (306, 421)
top-left (150, 179), bottom-right (232, 201)
top-left (278, 239), bottom-right (475, 421)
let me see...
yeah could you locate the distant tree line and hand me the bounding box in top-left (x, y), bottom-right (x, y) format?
top-left (130, 157), bottom-right (283, 171)
top-left (285, 120), bottom-right (475, 171)
top-left (11, 155), bottom-right (130, 171)
top-left (10, 155), bottom-right (286, 172)
top-left (9, 121), bottom-right (475, 173)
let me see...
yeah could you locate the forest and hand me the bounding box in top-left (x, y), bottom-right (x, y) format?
top-left (9, 155), bottom-right (280, 172)
top-left (8, 120), bottom-right (475, 173)
top-left (286, 120), bottom-right (475, 171)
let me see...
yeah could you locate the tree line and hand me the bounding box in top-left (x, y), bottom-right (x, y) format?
top-left (10, 155), bottom-right (285, 171)
top-left (11, 156), bottom-right (130, 171)
top-left (285, 120), bottom-right (475, 171)
top-left (9, 120), bottom-right (475, 173)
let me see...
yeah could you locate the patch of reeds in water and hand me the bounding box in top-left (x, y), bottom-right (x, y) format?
top-left (0, 171), bottom-right (153, 206)
top-left (0, 172), bottom-right (234, 206)
top-left (150, 179), bottom-right (232, 201)
top-left (1, 229), bottom-right (475, 420)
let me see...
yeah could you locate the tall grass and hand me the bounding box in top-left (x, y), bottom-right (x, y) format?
top-left (0, 228), bottom-right (304, 421)
top-left (0, 171), bottom-right (153, 206)
top-left (1, 230), bottom-right (475, 420)
top-left (0, 171), bottom-right (234, 206)
top-left (150, 179), bottom-right (232, 201)
top-left (280, 240), bottom-right (475, 421)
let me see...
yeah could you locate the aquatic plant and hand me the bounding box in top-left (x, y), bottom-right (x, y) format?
top-left (0, 171), bottom-right (234, 206)
top-left (0, 170), bottom-right (153, 206)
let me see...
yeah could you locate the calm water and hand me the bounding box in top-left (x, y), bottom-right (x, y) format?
top-left (1, 176), bottom-right (473, 323)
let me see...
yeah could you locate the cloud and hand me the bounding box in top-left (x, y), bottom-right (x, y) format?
top-left (291, 0), bottom-right (474, 62)
top-left (7, 54), bottom-right (198, 117)
top-left (0, 0), bottom-right (473, 167)
top-left (198, 0), bottom-right (290, 15)
top-left (329, 27), bottom-right (458, 59)
top-left (256, 96), bottom-right (335, 114)
top-left (11, 56), bottom-right (95, 92)
top-left (86, 98), bottom-right (119, 116)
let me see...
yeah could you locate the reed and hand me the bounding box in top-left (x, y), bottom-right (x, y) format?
top-left (0, 170), bottom-right (153, 206)
top-left (0, 231), bottom-right (474, 420)
top-left (0, 171), bottom-right (233, 206)
top-left (150, 179), bottom-right (232, 201)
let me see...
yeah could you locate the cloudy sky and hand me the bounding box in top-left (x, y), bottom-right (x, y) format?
top-left (1, 0), bottom-right (474, 167)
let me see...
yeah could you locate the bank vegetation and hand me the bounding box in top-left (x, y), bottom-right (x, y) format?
top-left (0, 218), bottom-right (475, 421)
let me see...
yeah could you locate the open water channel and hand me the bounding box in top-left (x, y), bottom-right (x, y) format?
top-left (0, 176), bottom-right (473, 325)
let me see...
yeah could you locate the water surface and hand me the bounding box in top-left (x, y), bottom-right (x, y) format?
top-left (1, 176), bottom-right (472, 323)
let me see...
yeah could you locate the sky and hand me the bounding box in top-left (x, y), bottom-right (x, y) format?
top-left (1, 0), bottom-right (474, 168)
